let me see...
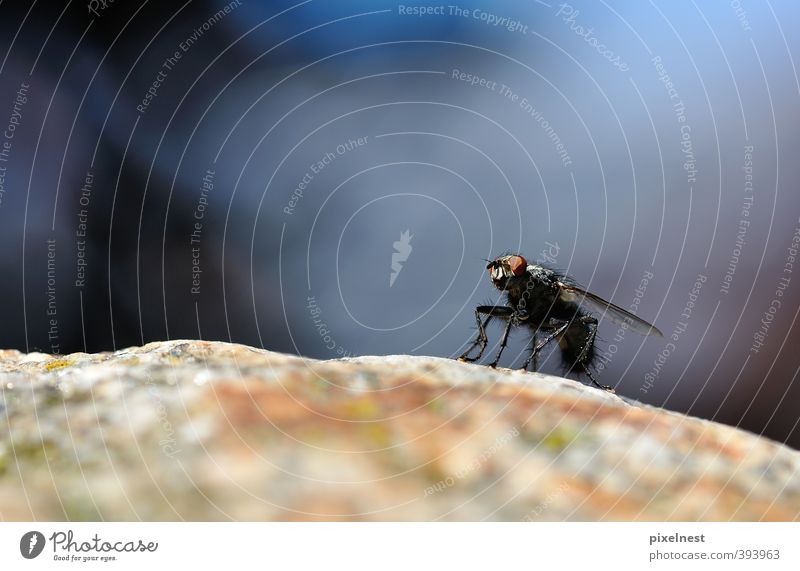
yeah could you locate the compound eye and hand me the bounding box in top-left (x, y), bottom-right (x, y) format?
top-left (508, 255), bottom-right (528, 275)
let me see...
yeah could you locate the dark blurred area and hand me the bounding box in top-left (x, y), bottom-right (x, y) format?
top-left (1, 0), bottom-right (799, 446)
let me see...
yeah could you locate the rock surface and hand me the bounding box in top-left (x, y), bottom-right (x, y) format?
top-left (0, 340), bottom-right (798, 521)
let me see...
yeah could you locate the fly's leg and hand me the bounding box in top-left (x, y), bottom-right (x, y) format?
top-left (574, 315), bottom-right (614, 392)
top-left (458, 312), bottom-right (490, 363)
top-left (583, 367), bottom-right (613, 393)
top-left (487, 317), bottom-right (514, 368)
top-left (459, 305), bottom-right (513, 363)
top-left (520, 334), bottom-right (539, 372)
top-left (488, 310), bottom-right (529, 369)
top-left (520, 319), bottom-right (569, 371)
top-left (520, 339), bottom-right (539, 372)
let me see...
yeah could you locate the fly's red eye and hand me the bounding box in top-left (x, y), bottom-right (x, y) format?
top-left (508, 255), bottom-right (527, 275)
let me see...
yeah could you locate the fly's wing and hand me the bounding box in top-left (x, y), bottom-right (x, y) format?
top-left (557, 282), bottom-right (663, 337)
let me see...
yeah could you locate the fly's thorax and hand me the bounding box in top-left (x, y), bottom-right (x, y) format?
top-left (511, 273), bottom-right (563, 318)
top-left (527, 264), bottom-right (555, 282)
top-left (504, 273), bottom-right (534, 307)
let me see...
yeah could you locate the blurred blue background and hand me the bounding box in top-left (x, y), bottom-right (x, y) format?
top-left (1, 0), bottom-right (800, 446)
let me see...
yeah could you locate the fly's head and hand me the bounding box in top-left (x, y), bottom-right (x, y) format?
top-left (486, 254), bottom-right (528, 290)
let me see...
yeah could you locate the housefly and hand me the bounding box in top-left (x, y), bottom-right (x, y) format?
top-left (458, 254), bottom-right (662, 392)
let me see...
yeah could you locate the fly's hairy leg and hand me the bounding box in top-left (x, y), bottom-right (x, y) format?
top-left (574, 315), bottom-right (614, 392)
top-left (487, 309), bottom-right (528, 369)
top-left (520, 335), bottom-right (540, 372)
top-left (520, 318), bottom-right (570, 371)
top-left (574, 315), bottom-right (598, 364)
top-left (583, 367), bottom-right (613, 393)
top-left (459, 305), bottom-right (514, 362)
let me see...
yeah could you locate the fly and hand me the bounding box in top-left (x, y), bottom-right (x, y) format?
top-left (458, 254), bottom-right (662, 392)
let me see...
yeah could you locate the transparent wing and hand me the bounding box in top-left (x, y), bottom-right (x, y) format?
top-left (557, 282), bottom-right (663, 337)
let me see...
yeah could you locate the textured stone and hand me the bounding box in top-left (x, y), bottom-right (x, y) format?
top-left (0, 340), bottom-right (798, 521)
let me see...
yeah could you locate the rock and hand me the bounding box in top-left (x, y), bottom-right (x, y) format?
top-left (0, 340), bottom-right (798, 521)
